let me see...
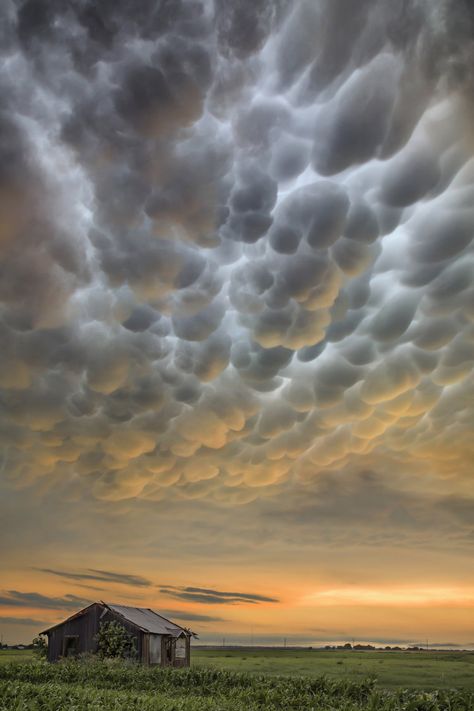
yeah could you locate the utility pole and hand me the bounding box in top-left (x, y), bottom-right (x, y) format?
top-left (284, 637), bottom-right (287, 649)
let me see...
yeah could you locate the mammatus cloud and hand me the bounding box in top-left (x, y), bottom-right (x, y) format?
top-left (0, 0), bottom-right (473, 515)
top-left (38, 568), bottom-right (152, 588)
top-left (159, 586), bottom-right (279, 605)
top-left (0, 591), bottom-right (91, 610)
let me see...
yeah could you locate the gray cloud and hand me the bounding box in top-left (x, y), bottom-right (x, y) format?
top-left (0, 616), bottom-right (47, 626)
top-left (159, 586), bottom-right (279, 605)
top-left (0, 591), bottom-right (91, 610)
top-left (160, 610), bottom-right (226, 623)
top-left (37, 568), bottom-right (152, 588)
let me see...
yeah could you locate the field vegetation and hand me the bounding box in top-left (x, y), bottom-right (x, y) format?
top-left (0, 653), bottom-right (473, 710)
top-left (193, 648), bottom-right (474, 690)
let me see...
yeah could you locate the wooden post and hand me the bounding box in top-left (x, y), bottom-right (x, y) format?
top-left (142, 633), bottom-right (150, 665)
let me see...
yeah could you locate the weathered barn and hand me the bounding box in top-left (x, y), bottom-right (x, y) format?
top-left (41, 601), bottom-right (193, 666)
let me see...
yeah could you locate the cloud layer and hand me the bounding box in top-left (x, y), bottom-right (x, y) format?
top-left (0, 0), bottom-right (472, 509)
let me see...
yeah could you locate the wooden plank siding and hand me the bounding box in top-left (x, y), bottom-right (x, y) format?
top-left (46, 603), bottom-right (100, 662)
top-left (46, 604), bottom-right (144, 663)
top-left (43, 602), bottom-right (191, 666)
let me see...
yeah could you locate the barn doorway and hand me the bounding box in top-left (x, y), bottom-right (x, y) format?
top-left (63, 635), bottom-right (79, 657)
top-left (165, 637), bottom-right (174, 665)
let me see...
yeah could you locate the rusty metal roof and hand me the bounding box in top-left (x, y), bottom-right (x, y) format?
top-left (104, 603), bottom-right (189, 636)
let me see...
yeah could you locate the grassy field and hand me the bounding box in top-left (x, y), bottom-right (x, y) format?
top-left (193, 648), bottom-right (474, 690)
top-left (0, 649), bottom-right (35, 664)
top-left (2, 646), bottom-right (474, 691)
top-left (1, 657), bottom-right (473, 710)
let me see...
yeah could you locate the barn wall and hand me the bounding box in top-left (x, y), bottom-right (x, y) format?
top-left (46, 604), bottom-right (144, 662)
top-left (47, 603), bottom-right (102, 662)
top-left (45, 604), bottom-right (189, 665)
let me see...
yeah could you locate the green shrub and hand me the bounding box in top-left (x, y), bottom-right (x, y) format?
top-left (31, 635), bottom-right (47, 659)
top-left (94, 621), bottom-right (137, 660)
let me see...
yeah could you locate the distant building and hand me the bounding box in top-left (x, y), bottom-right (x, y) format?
top-left (41, 601), bottom-right (194, 666)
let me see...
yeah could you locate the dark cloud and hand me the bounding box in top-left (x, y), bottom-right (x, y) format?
top-left (259, 468), bottom-right (474, 551)
top-left (0, 616), bottom-right (47, 626)
top-left (160, 610), bottom-right (226, 623)
top-left (312, 54), bottom-right (400, 175)
top-left (380, 145), bottom-right (440, 207)
top-left (215, 0), bottom-right (289, 59)
top-left (0, 591), bottom-right (91, 610)
top-left (159, 586), bottom-right (279, 605)
top-left (37, 568), bottom-right (152, 587)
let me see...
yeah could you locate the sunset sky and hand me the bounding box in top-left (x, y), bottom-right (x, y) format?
top-left (1, 0), bottom-right (473, 648)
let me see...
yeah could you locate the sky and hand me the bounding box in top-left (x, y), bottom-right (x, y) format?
top-left (0, 0), bottom-right (473, 647)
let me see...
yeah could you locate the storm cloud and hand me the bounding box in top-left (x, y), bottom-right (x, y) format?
top-left (0, 0), bottom-right (473, 633)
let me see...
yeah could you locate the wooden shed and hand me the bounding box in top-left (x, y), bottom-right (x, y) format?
top-left (41, 601), bottom-right (193, 666)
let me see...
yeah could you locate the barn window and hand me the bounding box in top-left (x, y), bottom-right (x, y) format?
top-left (175, 636), bottom-right (186, 659)
top-left (149, 634), bottom-right (161, 664)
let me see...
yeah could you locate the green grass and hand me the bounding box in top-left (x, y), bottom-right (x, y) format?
top-left (192, 648), bottom-right (474, 690)
top-left (3, 647), bottom-right (474, 690)
top-left (1, 658), bottom-right (473, 710)
top-left (0, 649), bottom-right (34, 664)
